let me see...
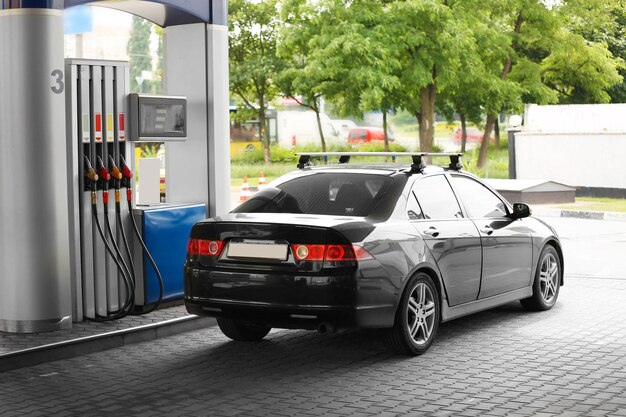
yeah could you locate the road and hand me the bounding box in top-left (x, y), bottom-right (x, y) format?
top-left (1, 216), bottom-right (626, 416)
top-left (544, 216), bottom-right (626, 280)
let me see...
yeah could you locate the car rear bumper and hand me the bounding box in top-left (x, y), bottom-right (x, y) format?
top-left (184, 267), bottom-right (395, 329)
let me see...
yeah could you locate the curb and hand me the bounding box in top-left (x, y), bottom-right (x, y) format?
top-left (531, 207), bottom-right (626, 222)
top-left (0, 316), bottom-right (216, 372)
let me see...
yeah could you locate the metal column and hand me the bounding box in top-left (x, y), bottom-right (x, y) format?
top-left (0, 7), bottom-right (71, 333)
top-left (164, 23), bottom-right (231, 217)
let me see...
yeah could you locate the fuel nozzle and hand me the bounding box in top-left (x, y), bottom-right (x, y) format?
top-left (97, 156), bottom-right (111, 183)
top-left (84, 156), bottom-right (99, 203)
top-left (108, 155), bottom-right (124, 206)
top-left (119, 154), bottom-right (133, 193)
top-left (84, 155), bottom-right (99, 193)
top-left (84, 156), bottom-right (99, 186)
top-left (96, 156), bottom-right (111, 205)
top-left (108, 155), bottom-right (123, 181)
top-left (120, 154), bottom-right (133, 180)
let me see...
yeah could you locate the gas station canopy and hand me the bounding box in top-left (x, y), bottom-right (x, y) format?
top-left (2, 0), bottom-right (226, 27)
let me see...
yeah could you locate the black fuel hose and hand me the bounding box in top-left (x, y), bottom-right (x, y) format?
top-left (88, 196), bottom-right (135, 321)
top-left (108, 156), bottom-right (137, 311)
top-left (103, 197), bottom-right (136, 313)
top-left (118, 154), bottom-right (164, 314)
top-left (115, 193), bottom-right (136, 285)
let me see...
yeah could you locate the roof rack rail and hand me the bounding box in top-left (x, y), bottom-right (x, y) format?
top-left (295, 152), bottom-right (463, 173)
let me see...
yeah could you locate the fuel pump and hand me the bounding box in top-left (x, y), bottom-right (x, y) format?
top-left (84, 154), bottom-right (165, 320)
top-left (83, 155), bottom-right (134, 321)
top-left (67, 61), bottom-right (201, 322)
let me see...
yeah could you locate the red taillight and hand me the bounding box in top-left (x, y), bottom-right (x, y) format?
top-left (353, 245), bottom-right (373, 260)
top-left (293, 244), bottom-right (325, 261)
top-left (326, 245), bottom-right (349, 261)
top-left (188, 239), bottom-right (198, 254)
top-left (187, 239), bottom-right (224, 257)
top-left (291, 244), bottom-right (371, 262)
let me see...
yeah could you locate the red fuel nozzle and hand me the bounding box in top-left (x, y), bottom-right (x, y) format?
top-left (108, 155), bottom-right (123, 181)
top-left (97, 156), bottom-right (111, 182)
top-left (119, 154), bottom-right (133, 180)
top-left (84, 156), bottom-right (99, 183)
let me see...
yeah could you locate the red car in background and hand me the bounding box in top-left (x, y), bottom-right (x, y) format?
top-left (451, 127), bottom-right (494, 142)
top-left (348, 127), bottom-right (394, 144)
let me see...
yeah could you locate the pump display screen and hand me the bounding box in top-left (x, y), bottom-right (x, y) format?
top-left (129, 94), bottom-right (187, 141)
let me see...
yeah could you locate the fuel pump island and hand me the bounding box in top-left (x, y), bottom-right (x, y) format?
top-left (0, 1), bottom-right (230, 333)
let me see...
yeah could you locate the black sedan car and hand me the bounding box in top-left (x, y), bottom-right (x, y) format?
top-left (184, 152), bottom-right (563, 355)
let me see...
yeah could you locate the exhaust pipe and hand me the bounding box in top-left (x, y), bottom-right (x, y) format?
top-left (317, 322), bottom-right (336, 334)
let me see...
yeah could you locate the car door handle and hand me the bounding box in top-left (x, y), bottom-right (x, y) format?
top-left (423, 227), bottom-right (439, 237)
top-left (480, 225), bottom-right (493, 235)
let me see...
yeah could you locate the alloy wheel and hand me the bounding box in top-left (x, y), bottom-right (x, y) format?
top-left (539, 253), bottom-right (559, 304)
top-left (407, 282), bottom-right (436, 346)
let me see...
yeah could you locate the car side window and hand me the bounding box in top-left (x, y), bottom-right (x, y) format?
top-left (412, 175), bottom-right (463, 220)
top-left (450, 175), bottom-right (507, 218)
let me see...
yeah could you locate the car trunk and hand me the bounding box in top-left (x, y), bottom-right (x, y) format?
top-left (185, 213), bottom-right (361, 306)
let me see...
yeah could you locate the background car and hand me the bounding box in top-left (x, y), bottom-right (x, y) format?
top-left (331, 119), bottom-right (357, 141)
top-left (184, 153), bottom-right (563, 355)
top-left (451, 127), bottom-right (495, 142)
top-left (348, 127), bottom-right (394, 144)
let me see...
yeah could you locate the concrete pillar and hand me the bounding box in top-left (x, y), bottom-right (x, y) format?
top-left (163, 23), bottom-right (230, 217)
top-left (0, 7), bottom-right (71, 332)
top-left (507, 129), bottom-right (521, 179)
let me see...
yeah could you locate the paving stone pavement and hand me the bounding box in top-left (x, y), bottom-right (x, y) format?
top-left (1, 275), bottom-right (625, 416)
top-left (0, 305), bottom-right (192, 355)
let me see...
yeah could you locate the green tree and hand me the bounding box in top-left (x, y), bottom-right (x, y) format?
top-left (377, 0), bottom-right (483, 152)
top-left (279, 0), bottom-right (337, 152)
top-left (343, 1), bottom-right (402, 152)
top-left (267, 0), bottom-right (622, 167)
top-left (280, 0), bottom-right (401, 151)
top-left (474, 0), bottom-right (623, 168)
top-left (435, 1), bottom-right (497, 153)
top-left (151, 26), bottom-right (163, 94)
top-left (606, 7), bottom-right (626, 103)
top-left (127, 16), bottom-right (159, 93)
top-left (558, 0), bottom-right (626, 103)
top-left (230, 0), bottom-right (285, 164)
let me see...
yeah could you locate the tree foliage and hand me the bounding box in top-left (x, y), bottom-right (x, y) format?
top-left (559, 0), bottom-right (626, 103)
top-left (472, 0), bottom-right (623, 167)
top-left (279, 0), bottom-right (402, 151)
top-left (230, 0), bottom-right (623, 166)
top-left (230, 0), bottom-right (285, 164)
top-left (127, 16), bottom-right (161, 93)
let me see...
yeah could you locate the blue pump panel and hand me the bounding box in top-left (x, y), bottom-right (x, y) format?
top-left (138, 203), bottom-right (206, 305)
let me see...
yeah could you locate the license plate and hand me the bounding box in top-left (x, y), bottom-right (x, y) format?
top-left (227, 241), bottom-right (288, 261)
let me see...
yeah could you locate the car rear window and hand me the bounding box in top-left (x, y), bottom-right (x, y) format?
top-left (233, 173), bottom-right (393, 217)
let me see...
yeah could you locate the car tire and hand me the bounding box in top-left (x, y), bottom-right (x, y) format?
top-left (520, 245), bottom-right (561, 311)
top-left (383, 272), bottom-right (440, 356)
top-left (217, 318), bottom-right (271, 341)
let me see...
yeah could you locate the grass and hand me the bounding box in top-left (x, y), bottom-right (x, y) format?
top-left (231, 163), bottom-right (294, 186)
top-left (230, 140), bottom-right (510, 186)
top-left (462, 141), bottom-right (510, 179)
top-left (556, 197), bottom-right (626, 213)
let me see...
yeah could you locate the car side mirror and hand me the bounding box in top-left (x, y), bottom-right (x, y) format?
top-left (407, 210), bottom-right (422, 220)
top-left (511, 202), bottom-right (531, 219)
